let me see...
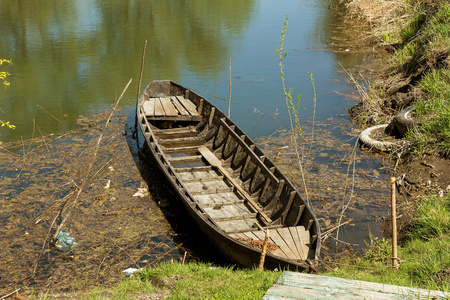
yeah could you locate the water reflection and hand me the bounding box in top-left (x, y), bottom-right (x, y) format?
top-left (0, 0), bottom-right (256, 141)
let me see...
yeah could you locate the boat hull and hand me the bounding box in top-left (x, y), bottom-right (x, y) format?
top-left (137, 80), bottom-right (320, 271)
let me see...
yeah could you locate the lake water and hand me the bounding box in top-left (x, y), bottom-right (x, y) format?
top-left (0, 0), bottom-right (391, 250)
top-left (0, 0), bottom-right (369, 141)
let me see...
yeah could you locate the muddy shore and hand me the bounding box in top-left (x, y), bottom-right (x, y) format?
top-left (343, 0), bottom-right (450, 235)
top-left (0, 113), bottom-right (229, 296)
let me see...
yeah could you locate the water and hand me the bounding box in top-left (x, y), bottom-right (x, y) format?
top-left (0, 0), bottom-right (391, 251)
top-left (1, 0), bottom-right (363, 141)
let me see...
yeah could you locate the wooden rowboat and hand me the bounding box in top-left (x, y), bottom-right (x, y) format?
top-left (136, 80), bottom-right (320, 271)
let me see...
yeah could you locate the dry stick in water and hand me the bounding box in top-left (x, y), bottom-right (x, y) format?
top-left (228, 57), bottom-right (232, 118)
top-left (37, 104), bottom-right (61, 123)
top-left (134, 40), bottom-right (147, 135)
top-left (52, 78), bottom-right (132, 242)
top-left (0, 289), bottom-right (21, 300)
top-left (335, 138), bottom-right (358, 243)
top-left (321, 219), bottom-right (353, 241)
top-left (391, 176), bottom-right (399, 269)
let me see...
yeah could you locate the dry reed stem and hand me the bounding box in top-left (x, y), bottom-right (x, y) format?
top-left (52, 78), bottom-right (132, 242)
top-left (346, 0), bottom-right (408, 45)
top-left (346, 0), bottom-right (405, 25)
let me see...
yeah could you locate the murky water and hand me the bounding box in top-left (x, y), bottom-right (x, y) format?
top-left (1, 0), bottom-right (371, 141)
top-left (1, 0), bottom-right (391, 254)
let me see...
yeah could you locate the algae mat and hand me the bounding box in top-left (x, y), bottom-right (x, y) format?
top-left (0, 113), bottom-right (182, 295)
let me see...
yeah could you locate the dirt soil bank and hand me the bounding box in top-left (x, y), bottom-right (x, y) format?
top-left (343, 0), bottom-right (450, 198)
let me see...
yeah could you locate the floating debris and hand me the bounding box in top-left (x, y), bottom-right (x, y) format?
top-left (133, 186), bottom-right (149, 198)
top-left (104, 180), bottom-right (111, 189)
top-left (55, 231), bottom-right (80, 252)
top-left (122, 267), bottom-right (143, 276)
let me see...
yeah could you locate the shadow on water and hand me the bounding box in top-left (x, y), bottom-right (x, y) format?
top-left (0, 112), bottom-right (235, 295)
top-left (124, 117), bottom-right (231, 267)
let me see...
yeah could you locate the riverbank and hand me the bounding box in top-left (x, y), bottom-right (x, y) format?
top-left (348, 0), bottom-right (450, 160)
top-left (345, 0), bottom-right (450, 223)
top-left (322, 0), bottom-right (450, 292)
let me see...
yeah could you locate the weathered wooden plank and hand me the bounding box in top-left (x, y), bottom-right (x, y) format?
top-left (160, 97), bottom-right (179, 116)
top-left (158, 135), bottom-right (206, 144)
top-left (143, 99), bottom-right (155, 116)
top-left (158, 139), bottom-right (206, 149)
top-left (219, 218), bottom-right (257, 233)
top-left (175, 166), bottom-right (213, 173)
top-left (229, 232), bottom-right (248, 240)
top-left (154, 97), bottom-right (166, 116)
top-left (170, 96), bottom-right (190, 115)
top-left (276, 228), bottom-right (298, 254)
top-left (242, 231), bottom-right (265, 241)
top-left (194, 192), bottom-right (243, 207)
top-left (183, 179), bottom-right (233, 194)
top-left (296, 226), bottom-right (310, 246)
top-left (263, 272), bottom-right (448, 300)
top-left (165, 147), bottom-right (201, 155)
top-left (270, 230), bottom-right (300, 260)
top-left (167, 154), bottom-right (203, 164)
top-left (151, 125), bottom-right (197, 135)
top-left (283, 227), bottom-right (307, 260)
top-left (177, 170), bottom-right (221, 181)
top-left (205, 203), bottom-right (252, 220)
top-left (250, 230), bottom-right (289, 259)
top-left (156, 131), bottom-right (199, 140)
top-left (145, 115), bottom-right (203, 121)
top-left (210, 213), bottom-right (257, 223)
top-left (176, 95), bottom-right (199, 116)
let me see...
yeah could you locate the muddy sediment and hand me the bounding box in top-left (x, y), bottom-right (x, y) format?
top-left (0, 113), bottom-right (204, 296)
top-left (342, 0), bottom-right (450, 238)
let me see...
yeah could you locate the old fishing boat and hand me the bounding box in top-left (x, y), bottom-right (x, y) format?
top-left (136, 80), bottom-right (320, 271)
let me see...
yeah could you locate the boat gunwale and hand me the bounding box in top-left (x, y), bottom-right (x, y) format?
top-left (137, 80), bottom-right (320, 271)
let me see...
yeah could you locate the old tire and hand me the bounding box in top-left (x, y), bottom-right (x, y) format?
top-left (394, 107), bottom-right (421, 136)
top-left (359, 124), bottom-right (398, 151)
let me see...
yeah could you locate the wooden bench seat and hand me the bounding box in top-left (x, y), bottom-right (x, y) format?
top-left (143, 96), bottom-right (203, 121)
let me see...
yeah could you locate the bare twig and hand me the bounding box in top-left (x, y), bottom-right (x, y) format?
top-left (52, 79), bottom-right (132, 242)
top-left (134, 40), bottom-right (147, 136)
top-left (336, 139), bottom-right (359, 242)
top-left (321, 219), bottom-right (353, 240)
top-left (36, 124), bottom-right (50, 153)
top-left (37, 105), bottom-right (61, 123)
top-left (0, 289), bottom-right (21, 300)
top-left (228, 57), bottom-right (232, 118)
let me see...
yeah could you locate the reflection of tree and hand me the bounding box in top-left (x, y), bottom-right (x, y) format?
top-left (0, 0), bottom-right (255, 140)
top-left (311, 5), bottom-right (378, 71)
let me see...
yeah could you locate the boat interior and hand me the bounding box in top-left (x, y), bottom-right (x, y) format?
top-left (138, 84), bottom-right (318, 262)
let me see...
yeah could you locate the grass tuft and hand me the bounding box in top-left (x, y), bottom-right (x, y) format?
top-left (324, 194), bottom-right (450, 293)
top-left (88, 262), bottom-right (281, 299)
top-left (405, 194), bottom-right (450, 240)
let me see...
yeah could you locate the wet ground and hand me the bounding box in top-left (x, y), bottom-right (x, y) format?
top-left (1, 108), bottom-right (447, 297)
top-left (0, 112), bottom-right (227, 296)
top-left (256, 122), bottom-right (394, 252)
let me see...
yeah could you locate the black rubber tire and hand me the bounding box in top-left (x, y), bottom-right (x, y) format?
top-left (359, 124), bottom-right (398, 151)
top-left (394, 107), bottom-right (421, 136)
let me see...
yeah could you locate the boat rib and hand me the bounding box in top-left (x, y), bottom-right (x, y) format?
top-left (137, 80), bottom-right (320, 271)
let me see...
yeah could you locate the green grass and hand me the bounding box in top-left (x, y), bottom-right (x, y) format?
top-left (390, 0), bottom-right (450, 157)
top-left (87, 262), bottom-right (281, 300)
top-left (410, 69), bottom-right (450, 156)
top-left (324, 194), bottom-right (450, 293)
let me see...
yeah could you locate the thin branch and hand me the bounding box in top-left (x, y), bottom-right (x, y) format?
top-left (52, 79), bottom-right (132, 242)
